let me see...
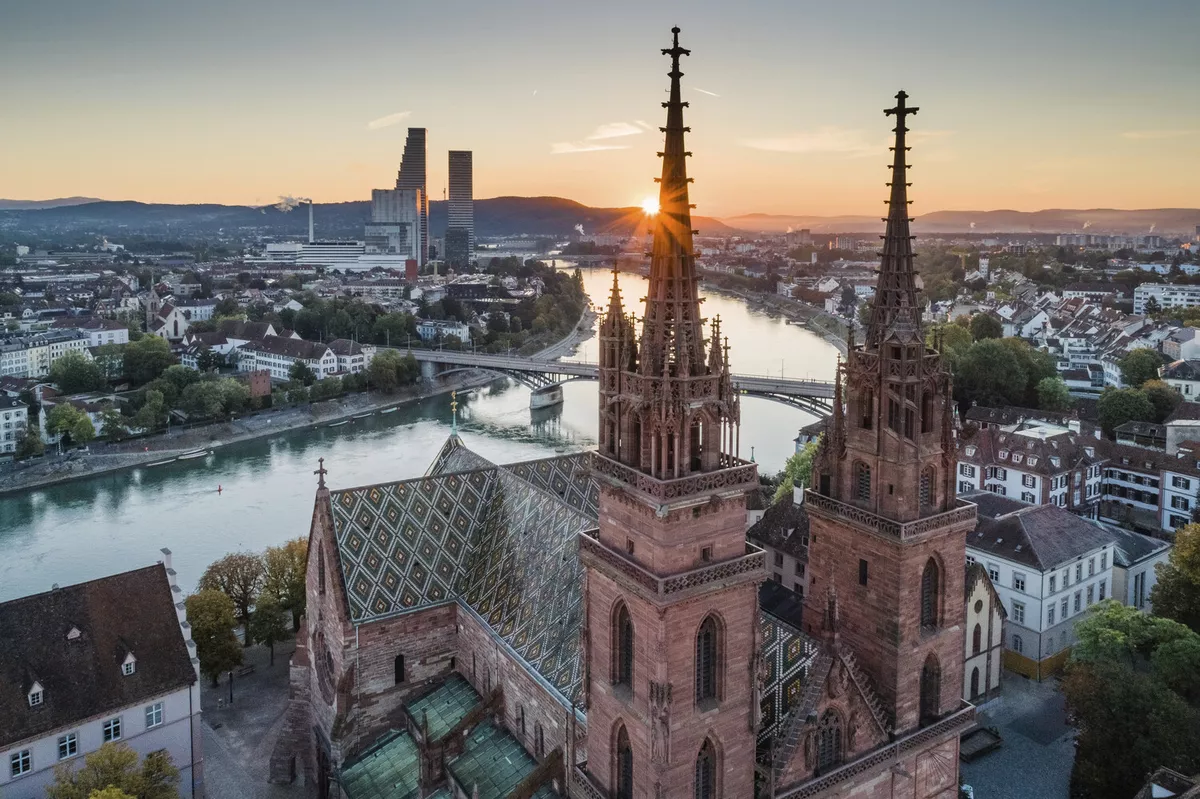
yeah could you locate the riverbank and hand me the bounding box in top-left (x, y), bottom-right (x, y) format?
top-left (0, 308), bottom-right (598, 496)
top-left (699, 281), bottom-right (851, 355)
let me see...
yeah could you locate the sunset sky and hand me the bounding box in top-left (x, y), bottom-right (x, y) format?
top-left (2, 0), bottom-right (1197, 217)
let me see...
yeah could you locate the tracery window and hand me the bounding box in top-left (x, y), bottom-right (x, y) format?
top-left (855, 462), bottom-right (871, 502)
top-left (694, 738), bottom-right (717, 799)
top-left (695, 615), bottom-right (721, 703)
top-left (816, 710), bottom-right (842, 771)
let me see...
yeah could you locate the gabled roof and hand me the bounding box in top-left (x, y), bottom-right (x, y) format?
top-left (965, 561), bottom-right (1008, 619)
top-left (0, 564), bottom-right (196, 749)
top-left (242, 336), bottom-right (331, 360)
top-left (747, 498), bottom-right (809, 560)
top-left (1103, 525), bottom-right (1171, 568)
top-left (1161, 359), bottom-right (1200, 381)
top-left (964, 492), bottom-right (1114, 571)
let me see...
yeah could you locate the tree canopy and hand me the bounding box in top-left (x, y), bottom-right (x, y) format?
top-left (1151, 522), bottom-right (1200, 635)
top-left (184, 590), bottom-right (243, 686)
top-left (1119, 347), bottom-right (1165, 388)
top-left (197, 552), bottom-right (265, 641)
top-left (1035, 376), bottom-right (1073, 412)
top-left (969, 313), bottom-right (1003, 341)
top-left (49, 351), bottom-right (107, 394)
top-left (263, 537), bottom-right (308, 630)
top-left (47, 742), bottom-right (180, 799)
top-left (1097, 387), bottom-right (1155, 437)
top-left (45, 403), bottom-right (96, 446)
top-left (774, 438), bottom-right (819, 504)
top-left (124, 336), bottom-right (175, 385)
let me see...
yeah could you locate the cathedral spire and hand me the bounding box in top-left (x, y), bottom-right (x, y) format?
top-left (866, 90), bottom-right (921, 350)
top-left (639, 26), bottom-right (705, 377)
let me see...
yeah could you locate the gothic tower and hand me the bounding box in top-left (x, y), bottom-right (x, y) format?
top-left (580, 27), bottom-right (764, 799)
top-left (804, 92), bottom-right (976, 734)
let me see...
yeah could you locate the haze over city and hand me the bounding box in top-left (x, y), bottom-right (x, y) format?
top-left (2, 0), bottom-right (1197, 216)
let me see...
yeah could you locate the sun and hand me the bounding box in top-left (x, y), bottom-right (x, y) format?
top-left (641, 195), bottom-right (659, 215)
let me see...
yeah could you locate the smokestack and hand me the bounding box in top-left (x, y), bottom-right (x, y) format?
top-left (308, 201), bottom-right (314, 244)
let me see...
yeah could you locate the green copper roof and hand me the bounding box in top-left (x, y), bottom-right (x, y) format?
top-left (446, 721), bottom-right (556, 799)
top-left (340, 730), bottom-right (421, 799)
top-left (404, 673), bottom-right (479, 742)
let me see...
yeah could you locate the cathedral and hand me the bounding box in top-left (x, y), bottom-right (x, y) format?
top-left (272, 27), bottom-right (976, 799)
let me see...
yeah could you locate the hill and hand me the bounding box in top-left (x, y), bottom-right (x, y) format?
top-left (0, 197), bottom-right (104, 211)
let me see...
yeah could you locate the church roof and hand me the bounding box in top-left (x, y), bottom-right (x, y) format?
top-left (757, 582), bottom-right (822, 749)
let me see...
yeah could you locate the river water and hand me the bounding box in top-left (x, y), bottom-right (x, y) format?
top-left (0, 269), bottom-right (838, 601)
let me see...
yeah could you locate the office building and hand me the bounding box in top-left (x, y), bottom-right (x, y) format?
top-left (447, 150), bottom-right (474, 262)
top-left (395, 128), bottom-right (429, 265)
top-left (364, 189), bottom-right (422, 261)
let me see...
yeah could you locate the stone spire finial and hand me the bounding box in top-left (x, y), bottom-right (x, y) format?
top-left (314, 457), bottom-right (327, 490)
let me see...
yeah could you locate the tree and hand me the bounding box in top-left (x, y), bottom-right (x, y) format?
top-left (955, 339), bottom-right (1028, 407)
top-left (774, 438), bottom-right (819, 503)
top-left (45, 403), bottom-right (96, 446)
top-left (263, 537), bottom-right (309, 630)
top-left (1097, 387), bottom-right (1155, 437)
top-left (49, 351), bottom-right (106, 394)
top-left (214, 296), bottom-right (240, 317)
top-left (1145, 295), bottom-right (1161, 315)
top-left (1142, 379), bottom-right (1183, 424)
top-left (1119, 347), bottom-right (1164, 389)
top-left (124, 335), bottom-right (175, 385)
top-left (46, 742), bottom-right (180, 799)
top-left (1064, 602), bottom-right (1200, 798)
top-left (132, 389), bottom-right (168, 432)
top-left (99, 408), bottom-right (127, 442)
top-left (1151, 523), bottom-right (1200, 634)
top-left (289, 360), bottom-right (317, 386)
top-left (180, 381), bottom-right (225, 419)
top-left (197, 552), bottom-right (265, 643)
top-left (160, 364), bottom-right (199, 395)
top-left (195, 348), bottom-right (222, 373)
top-left (250, 594), bottom-right (290, 666)
top-left (15, 431), bottom-right (44, 459)
top-left (1035, 376), bottom-right (1073, 411)
top-left (969, 313), bottom-right (1002, 341)
top-left (184, 590), bottom-right (243, 686)
top-left (368, 349), bottom-right (404, 393)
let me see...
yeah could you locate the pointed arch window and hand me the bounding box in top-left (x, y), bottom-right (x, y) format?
top-left (972, 623), bottom-right (982, 655)
top-left (612, 602), bottom-right (634, 689)
top-left (816, 710), bottom-right (842, 772)
top-left (859, 389), bottom-right (874, 430)
top-left (694, 738), bottom-right (717, 799)
top-left (394, 654), bottom-right (405, 685)
top-left (921, 558), bottom-right (940, 630)
top-left (920, 654), bottom-right (941, 727)
top-left (970, 666), bottom-right (980, 700)
top-left (615, 724), bottom-right (633, 799)
top-left (855, 462), bottom-right (871, 502)
top-left (919, 466), bottom-right (935, 510)
top-left (695, 615), bottom-right (721, 703)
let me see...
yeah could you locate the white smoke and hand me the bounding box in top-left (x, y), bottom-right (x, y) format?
top-left (274, 195), bottom-right (311, 213)
top-left (574, 223), bottom-right (585, 236)
top-left (786, 226), bottom-right (794, 234)
top-left (1082, 220), bottom-right (1092, 230)
top-left (969, 222), bottom-right (976, 230)
top-left (1149, 223), bottom-right (1157, 234)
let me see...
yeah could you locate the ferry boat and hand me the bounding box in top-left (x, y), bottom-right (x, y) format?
top-left (529, 384), bottom-right (564, 410)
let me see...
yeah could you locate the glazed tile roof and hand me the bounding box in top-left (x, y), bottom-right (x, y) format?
top-left (330, 436), bottom-right (593, 703)
top-left (757, 582), bottom-right (821, 748)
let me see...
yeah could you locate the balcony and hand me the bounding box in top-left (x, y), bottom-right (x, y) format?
top-left (805, 491), bottom-right (977, 542)
top-left (578, 530), bottom-right (766, 600)
top-left (588, 451), bottom-right (759, 508)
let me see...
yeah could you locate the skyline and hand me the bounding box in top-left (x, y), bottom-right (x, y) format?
top-left (2, 0), bottom-right (1197, 217)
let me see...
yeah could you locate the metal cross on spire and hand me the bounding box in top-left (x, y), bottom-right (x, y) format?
top-left (314, 457), bottom-right (327, 490)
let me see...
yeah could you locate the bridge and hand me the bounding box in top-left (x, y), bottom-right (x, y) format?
top-left (407, 349), bottom-right (835, 415)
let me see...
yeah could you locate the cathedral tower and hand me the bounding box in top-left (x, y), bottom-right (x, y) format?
top-left (804, 92), bottom-right (976, 734)
top-left (580, 28), bottom-right (764, 799)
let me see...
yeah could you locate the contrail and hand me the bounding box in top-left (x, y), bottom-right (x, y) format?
top-left (694, 87), bottom-right (721, 97)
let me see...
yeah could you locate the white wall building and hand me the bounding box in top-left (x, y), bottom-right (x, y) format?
top-left (0, 397), bottom-right (29, 456)
top-left (1134, 283), bottom-right (1200, 315)
top-left (416, 320), bottom-right (471, 343)
top-left (0, 553), bottom-right (203, 799)
top-left (236, 337), bottom-right (336, 382)
top-left (963, 562), bottom-right (1005, 704)
top-left (0, 331), bottom-right (90, 378)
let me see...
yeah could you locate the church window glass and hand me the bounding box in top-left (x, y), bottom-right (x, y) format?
top-left (615, 725), bottom-right (633, 799)
top-left (921, 558), bottom-right (939, 629)
top-left (920, 654), bottom-right (941, 727)
top-left (695, 616), bottom-right (720, 703)
top-left (694, 739), bottom-right (717, 799)
top-left (816, 710), bottom-right (842, 771)
top-left (613, 602), bottom-right (634, 688)
top-left (855, 463), bottom-right (871, 502)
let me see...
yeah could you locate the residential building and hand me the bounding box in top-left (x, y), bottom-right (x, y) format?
top-left (236, 337), bottom-right (336, 382)
top-left (1061, 282), bottom-right (1125, 303)
top-left (1161, 359), bottom-right (1200, 399)
top-left (0, 396), bottom-right (29, 456)
top-left (447, 150), bottom-right (474, 260)
top-left (50, 318), bottom-right (129, 347)
top-left (746, 495), bottom-right (810, 597)
top-left (395, 128), bottom-right (429, 265)
top-left (1097, 436), bottom-right (1200, 535)
top-left (957, 421), bottom-right (1106, 516)
top-left (1162, 327), bottom-right (1200, 361)
top-left (0, 331), bottom-right (90, 378)
top-left (963, 562), bottom-right (1005, 704)
top-left (1134, 283), bottom-right (1200, 315)
top-left (1106, 525), bottom-right (1171, 613)
top-left (174, 298), bottom-right (217, 323)
top-left (415, 319), bottom-right (470, 343)
top-left (325, 339), bottom-right (376, 374)
top-left (0, 555), bottom-right (203, 799)
top-left (965, 492), bottom-right (1117, 679)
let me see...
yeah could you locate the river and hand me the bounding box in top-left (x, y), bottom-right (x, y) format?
top-left (0, 269), bottom-right (838, 601)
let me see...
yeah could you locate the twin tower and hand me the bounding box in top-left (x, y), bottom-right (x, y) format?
top-left (581, 27), bottom-right (972, 798)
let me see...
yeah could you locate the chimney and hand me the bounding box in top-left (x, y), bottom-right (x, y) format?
top-left (308, 201), bottom-right (315, 244)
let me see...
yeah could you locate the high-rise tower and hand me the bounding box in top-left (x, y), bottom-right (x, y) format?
top-left (805, 92), bottom-right (976, 734)
top-left (447, 150), bottom-right (474, 267)
top-left (396, 128), bottom-right (428, 265)
top-left (580, 28), bottom-right (763, 799)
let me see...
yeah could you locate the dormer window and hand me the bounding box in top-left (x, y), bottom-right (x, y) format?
top-left (1028, 456), bottom-right (1038, 467)
top-left (999, 450), bottom-right (1009, 460)
top-left (66, 627), bottom-right (80, 641)
top-left (122, 653), bottom-right (137, 676)
top-left (965, 446), bottom-right (977, 457)
top-left (1012, 453), bottom-right (1023, 464)
top-left (28, 682), bottom-right (43, 707)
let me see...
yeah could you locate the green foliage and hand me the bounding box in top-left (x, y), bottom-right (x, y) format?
top-left (197, 551), bottom-right (265, 641)
top-left (160, 365), bottom-right (199, 395)
top-left (99, 407), bottom-right (127, 442)
top-left (1097, 387), bottom-right (1155, 437)
top-left (47, 742), bottom-right (180, 799)
top-left (954, 339), bottom-right (1028, 407)
top-left (262, 537), bottom-right (308, 630)
top-left (184, 590), bottom-right (243, 685)
top-left (368, 349), bottom-right (420, 393)
top-left (195, 348), bottom-right (222, 372)
top-left (969, 313), bottom-right (1003, 341)
top-left (123, 335), bottom-right (175, 385)
top-left (289, 360), bottom-right (317, 386)
top-left (15, 431), bottom-right (45, 459)
top-left (1035, 377), bottom-right (1073, 411)
top-left (249, 594), bottom-right (290, 665)
top-left (49, 351), bottom-right (107, 394)
top-left (133, 389), bottom-right (168, 432)
top-left (178, 378), bottom-right (249, 420)
top-left (1064, 602), bottom-right (1200, 797)
top-left (45, 403), bottom-right (96, 445)
top-left (308, 376), bottom-right (344, 402)
top-left (1151, 523), bottom-right (1200, 634)
top-left (1119, 347), bottom-right (1165, 388)
top-left (774, 438), bottom-right (820, 504)
top-left (1142, 379), bottom-right (1182, 424)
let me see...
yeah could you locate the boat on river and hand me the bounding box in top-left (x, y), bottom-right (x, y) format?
top-left (144, 457), bottom-right (177, 467)
top-left (328, 420), bottom-right (351, 428)
top-left (352, 412), bottom-right (374, 419)
top-left (529, 384), bottom-right (564, 410)
top-left (176, 450), bottom-right (211, 461)
top-left (379, 407), bottom-right (398, 415)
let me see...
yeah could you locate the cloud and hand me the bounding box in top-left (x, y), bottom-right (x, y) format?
top-left (551, 141), bottom-right (632, 155)
top-left (1121, 129), bottom-right (1194, 140)
top-left (366, 111), bottom-right (412, 131)
top-left (694, 87), bottom-right (721, 97)
top-left (587, 122), bottom-right (645, 140)
top-left (635, 120), bottom-right (654, 130)
top-left (741, 127), bottom-right (881, 157)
